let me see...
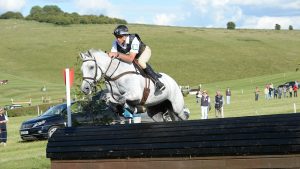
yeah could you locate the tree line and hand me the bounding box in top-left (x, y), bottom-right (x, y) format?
top-left (0, 5), bottom-right (127, 25)
top-left (227, 21), bottom-right (294, 30)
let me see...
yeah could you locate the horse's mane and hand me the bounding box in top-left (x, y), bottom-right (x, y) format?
top-left (88, 48), bottom-right (108, 58)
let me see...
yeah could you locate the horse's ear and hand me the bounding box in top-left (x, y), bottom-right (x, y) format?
top-left (79, 52), bottom-right (86, 60)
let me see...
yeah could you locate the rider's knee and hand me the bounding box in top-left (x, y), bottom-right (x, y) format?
top-left (138, 60), bottom-right (147, 69)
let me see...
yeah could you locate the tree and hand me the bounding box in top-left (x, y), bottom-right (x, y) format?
top-left (289, 25), bottom-right (293, 30)
top-left (43, 5), bottom-right (63, 15)
top-left (26, 5), bottom-right (127, 25)
top-left (29, 6), bottom-right (42, 16)
top-left (227, 21), bottom-right (236, 30)
top-left (0, 11), bottom-right (23, 19)
top-left (275, 24), bottom-right (281, 30)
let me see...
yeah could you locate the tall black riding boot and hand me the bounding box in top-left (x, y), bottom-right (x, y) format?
top-left (144, 66), bottom-right (165, 91)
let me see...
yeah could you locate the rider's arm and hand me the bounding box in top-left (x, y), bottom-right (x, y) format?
top-left (108, 41), bottom-right (119, 57)
top-left (115, 37), bottom-right (140, 63)
top-left (117, 52), bottom-right (137, 63)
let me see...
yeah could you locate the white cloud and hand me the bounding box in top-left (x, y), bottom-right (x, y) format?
top-left (75, 0), bottom-right (110, 11)
top-left (228, 0), bottom-right (300, 10)
top-left (190, 0), bottom-right (244, 27)
top-left (153, 13), bottom-right (181, 26)
top-left (74, 0), bottom-right (120, 17)
top-left (281, 1), bottom-right (300, 9)
top-left (0, 0), bottom-right (26, 12)
top-left (188, 0), bottom-right (300, 29)
top-left (242, 16), bottom-right (300, 29)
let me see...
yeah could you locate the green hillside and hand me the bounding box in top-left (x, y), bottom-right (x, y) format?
top-left (0, 19), bottom-right (299, 109)
top-left (1, 19), bottom-right (300, 83)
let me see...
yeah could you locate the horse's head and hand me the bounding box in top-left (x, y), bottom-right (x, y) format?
top-left (80, 50), bottom-right (104, 95)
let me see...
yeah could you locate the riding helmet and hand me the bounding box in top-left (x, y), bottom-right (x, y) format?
top-left (113, 25), bottom-right (129, 37)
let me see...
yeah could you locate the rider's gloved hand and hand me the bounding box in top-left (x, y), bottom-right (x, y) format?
top-left (108, 52), bottom-right (119, 58)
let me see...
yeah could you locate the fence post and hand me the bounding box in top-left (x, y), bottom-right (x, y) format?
top-left (37, 106), bottom-right (40, 116)
top-left (294, 103), bottom-right (297, 113)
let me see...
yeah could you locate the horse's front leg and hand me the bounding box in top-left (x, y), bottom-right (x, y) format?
top-left (121, 92), bottom-right (141, 107)
top-left (115, 92), bottom-right (140, 115)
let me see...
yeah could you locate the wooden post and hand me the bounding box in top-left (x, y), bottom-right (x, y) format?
top-left (37, 106), bottom-right (40, 116)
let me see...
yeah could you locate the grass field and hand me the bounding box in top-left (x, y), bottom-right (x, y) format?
top-left (0, 19), bottom-right (300, 169)
top-left (0, 116), bottom-right (49, 169)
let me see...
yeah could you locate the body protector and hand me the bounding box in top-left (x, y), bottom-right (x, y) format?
top-left (215, 95), bottom-right (223, 109)
top-left (116, 34), bottom-right (146, 58)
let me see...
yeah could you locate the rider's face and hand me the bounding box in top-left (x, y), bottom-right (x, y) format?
top-left (116, 35), bottom-right (126, 44)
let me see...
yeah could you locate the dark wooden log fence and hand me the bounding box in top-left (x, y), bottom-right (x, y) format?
top-left (47, 113), bottom-right (300, 169)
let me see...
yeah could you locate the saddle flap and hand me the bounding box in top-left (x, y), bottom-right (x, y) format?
top-left (140, 87), bottom-right (150, 105)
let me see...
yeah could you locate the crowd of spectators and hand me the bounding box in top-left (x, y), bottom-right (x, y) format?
top-left (256, 81), bottom-right (298, 101)
top-left (265, 82), bottom-right (298, 100)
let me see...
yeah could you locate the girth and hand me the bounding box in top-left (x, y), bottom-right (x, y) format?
top-left (104, 69), bottom-right (151, 106)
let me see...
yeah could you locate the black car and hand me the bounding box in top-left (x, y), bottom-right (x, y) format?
top-left (278, 81), bottom-right (299, 88)
top-left (19, 101), bottom-right (120, 141)
top-left (4, 104), bottom-right (23, 110)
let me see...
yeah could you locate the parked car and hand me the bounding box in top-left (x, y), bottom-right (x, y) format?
top-left (19, 101), bottom-right (155, 141)
top-left (4, 104), bottom-right (23, 110)
top-left (19, 101), bottom-right (120, 141)
top-left (278, 81), bottom-right (300, 88)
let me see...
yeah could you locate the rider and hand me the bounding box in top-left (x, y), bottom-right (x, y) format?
top-left (108, 25), bottom-right (165, 91)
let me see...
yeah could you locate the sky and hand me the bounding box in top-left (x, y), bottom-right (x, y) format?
top-left (0, 0), bottom-right (300, 29)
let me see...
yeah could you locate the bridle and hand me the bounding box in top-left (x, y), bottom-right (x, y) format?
top-left (82, 51), bottom-right (114, 91)
top-left (82, 58), bottom-right (102, 90)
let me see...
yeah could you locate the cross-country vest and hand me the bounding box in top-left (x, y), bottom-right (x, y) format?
top-left (201, 96), bottom-right (209, 106)
top-left (0, 114), bottom-right (6, 129)
top-left (215, 95), bottom-right (223, 107)
top-left (116, 34), bottom-right (146, 58)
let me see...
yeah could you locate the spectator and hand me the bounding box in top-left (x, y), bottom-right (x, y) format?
top-left (225, 87), bottom-right (231, 104)
top-left (278, 86), bottom-right (283, 99)
top-left (0, 107), bottom-right (8, 146)
top-left (264, 86), bottom-right (269, 100)
top-left (214, 91), bottom-right (224, 118)
top-left (200, 90), bottom-right (210, 119)
top-left (283, 86), bottom-right (287, 98)
top-left (273, 88), bottom-right (278, 99)
top-left (254, 87), bottom-right (260, 101)
top-left (268, 85), bottom-right (273, 99)
top-left (195, 90), bottom-right (202, 103)
top-left (293, 84), bottom-right (298, 97)
top-left (269, 83), bottom-right (274, 98)
top-left (289, 86), bottom-right (293, 98)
